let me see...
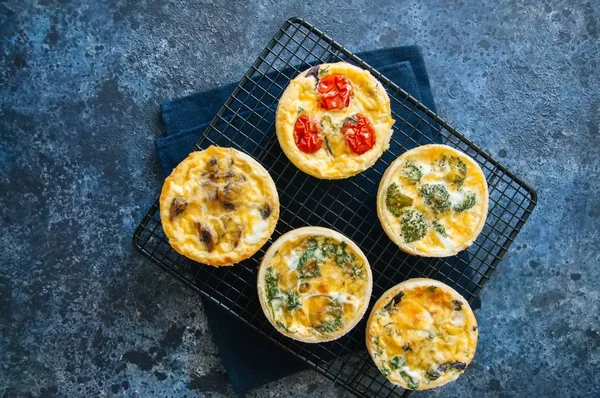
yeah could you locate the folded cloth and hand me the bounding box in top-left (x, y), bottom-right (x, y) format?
top-left (155, 46), bottom-right (447, 392)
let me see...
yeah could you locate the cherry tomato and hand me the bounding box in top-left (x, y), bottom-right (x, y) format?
top-left (341, 114), bottom-right (376, 155)
top-left (317, 74), bottom-right (353, 110)
top-left (294, 115), bottom-right (323, 153)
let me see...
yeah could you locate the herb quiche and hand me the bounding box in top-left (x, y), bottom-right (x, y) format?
top-left (377, 144), bottom-right (489, 257)
top-left (276, 62), bottom-right (394, 179)
top-left (257, 227), bottom-right (372, 343)
top-left (160, 146), bottom-right (279, 266)
top-left (366, 278), bottom-right (478, 391)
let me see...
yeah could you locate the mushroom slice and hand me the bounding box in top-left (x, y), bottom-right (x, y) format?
top-left (259, 202), bottom-right (272, 219)
top-left (196, 222), bottom-right (216, 252)
top-left (217, 175), bottom-right (246, 208)
top-left (169, 197), bottom-right (188, 221)
top-left (222, 216), bottom-right (243, 249)
top-left (201, 181), bottom-right (219, 201)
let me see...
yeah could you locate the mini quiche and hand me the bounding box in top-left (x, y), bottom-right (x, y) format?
top-left (257, 227), bottom-right (372, 343)
top-left (276, 62), bottom-right (395, 179)
top-left (160, 146), bottom-right (279, 266)
top-left (366, 278), bottom-right (478, 391)
top-left (377, 144), bottom-right (489, 257)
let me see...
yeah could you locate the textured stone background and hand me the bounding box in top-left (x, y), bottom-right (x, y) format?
top-left (1, 0), bottom-right (599, 397)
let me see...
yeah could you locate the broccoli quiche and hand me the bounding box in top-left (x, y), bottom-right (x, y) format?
top-left (377, 144), bottom-right (489, 257)
top-left (366, 278), bottom-right (478, 391)
top-left (257, 227), bottom-right (372, 343)
top-left (276, 62), bottom-right (395, 179)
top-left (160, 146), bottom-right (279, 266)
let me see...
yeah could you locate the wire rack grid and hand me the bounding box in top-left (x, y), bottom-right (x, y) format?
top-left (133, 17), bottom-right (536, 397)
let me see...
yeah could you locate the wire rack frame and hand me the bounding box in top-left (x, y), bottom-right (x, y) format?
top-left (133, 17), bottom-right (537, 398)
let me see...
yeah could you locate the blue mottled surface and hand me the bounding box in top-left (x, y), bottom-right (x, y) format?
top-left (1, 1), bottom-right (599, 397)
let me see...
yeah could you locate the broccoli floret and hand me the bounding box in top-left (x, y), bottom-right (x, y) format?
top-left (432, 220), bottom-right (448, 237)
top-left (419, 184), bottom-right (451, 214)
top-left (400, 209), bottom-right (428, 243)
top-left (403, 161), bottom-right (423, 183)
top-left (385, 183), bottom-right (413, 217)
top-left (445, 156), bottom-right (467, 185)
top-left (453, 191), bottom-right (476, 212)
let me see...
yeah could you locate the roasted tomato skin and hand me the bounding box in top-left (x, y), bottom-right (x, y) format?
top-left (341, 114), bottom-right (376, 155)
top-left (294, 115), bottom-right (323, 153)
top-left (317, 74), bottom-right (353, 110)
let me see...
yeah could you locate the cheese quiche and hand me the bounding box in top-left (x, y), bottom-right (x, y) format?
top-left (160, 146), bottom-right (279, 266)
top-left (276, 62), bottom-right (395, 179)
top-left (377, 144), bottom-right (489, 257)
top-left (366, 278), bottom-right (478, 391)
top-left (257, 227), bottom-right (372, 343)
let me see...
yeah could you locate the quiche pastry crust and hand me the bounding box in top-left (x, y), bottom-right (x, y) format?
top-left (160, 146), bottom-right (279, 266)
top-left (366, 278), bottom-right (478, 390)
top-left (377, 144), bottom-right (489, 257)
top-left (276, 62), bottom-right (394, 179)
top-left (257, 227), bottom-right (373, 343)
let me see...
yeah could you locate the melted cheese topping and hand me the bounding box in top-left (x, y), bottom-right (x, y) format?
top-left (160, 146), bottom-right (279, 266)
top-left (378, 145), bottom-right (488, 256)
top-left (261, 235), bottom-right (370, 340)
top-left (367, 280), bottom-right (478, 390)
top-left (276, 62), bottom-right (395, 179)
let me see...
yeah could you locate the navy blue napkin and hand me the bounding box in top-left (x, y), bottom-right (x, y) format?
top-left (155, 46), bottom-right (439, 392)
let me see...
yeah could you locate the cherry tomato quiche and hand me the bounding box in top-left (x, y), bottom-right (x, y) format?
top-left (276, 62), bottom-right (395, 179)
top-left (160, 146), bottom-right (279, 266)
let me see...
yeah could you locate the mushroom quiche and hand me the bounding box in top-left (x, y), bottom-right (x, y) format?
top-left (276, 62), bottom-right (395, 179)
top-left (366, 279), bottom-right (478, 391)
top-left (257, 227), bottom-right (372, 343)
top-left (377, 144), bottom-right (489, 257)
top-left (160, 146), bottom-right (279, 266)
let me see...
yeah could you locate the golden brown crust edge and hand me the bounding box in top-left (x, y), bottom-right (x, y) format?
top-left (376, 144), bottom-right (489, 257)
top-left (159, 147), bottom-right (280, 267)
top-left (257, 226), bottom-right (373, 343)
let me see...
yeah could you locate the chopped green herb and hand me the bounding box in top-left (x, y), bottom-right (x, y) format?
top-left (453, 191), bottom-right (476, 212)
top-left (297, 238), bottom-right (321, 279)
top-left (315, 316), bottom-right (343, 334)
top-left (400, 371), bottom-right (420, 390)
top-left (427, 286), bottom-right (437, 293)
top-left (400, 209), bottom-right (428, 243)
top-left (286, 291), bottom-right (301, 311)
top-left (428, 331), bottom-right (435, 339)
top-left (419, 184), bottom-right (451, 214)
top-left (385, 183), bottom-right (413, 217)
top-left (297, 106), bottom-right (304, 115)
top-left (372, 336), bottom-right (383, 357)
top-left (319, 66), bottom-right (330, 75)
top-left (350, 265), bottom-right (363, 279)
top-left (432, 220), bottom-right (448, 237)
top-left (276, 321), bottom-right (292, 333)
top-left (390, 356), bottom-right (406, 370)
top-left (334, 241), bottom-right (355, 265)
top-left (265, 268), bottom-right (280, 301)
top-left (380, 367), bottom-right (391, 376)
top-left (319, 238), bottom-right (357, 269)
top-left (403, 161), bottom-right (423, 183)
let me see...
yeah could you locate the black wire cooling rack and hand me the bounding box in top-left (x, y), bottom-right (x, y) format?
top-left (133, 17), bottom-right (537, 397)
